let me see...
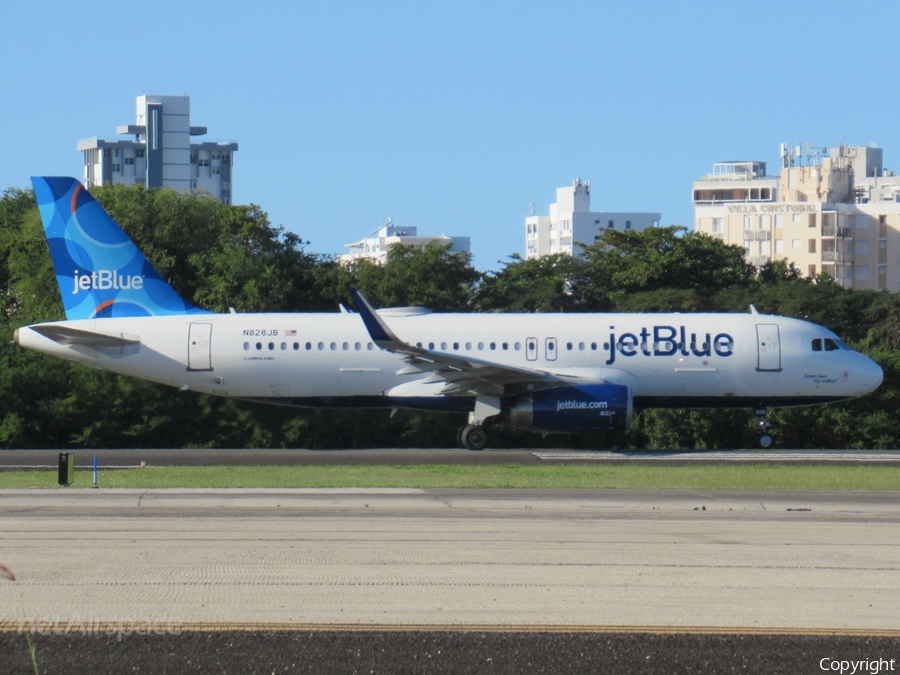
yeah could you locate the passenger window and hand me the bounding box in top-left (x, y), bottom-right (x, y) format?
top-left (355, 342), bottom-right (361, 350)
top-left (566, 342), bottom-right (573, 350)
top-left (318, 342), bottom-right (324, 350)
top-left (256, 342), bottom-right (262, 350)
top-left (824, 338), bottom-right (840, 351)
top-left (490, 342), bottom-right (496, 350)
top-left (502, 342), bottom-right (509, 350)
top-left (453, 342), bottom-right (459, 350)
top-left (367, 342), bottom-right (374, 350)
top-left (811, 339), bottom-right (822, 352)
top-left (591, 342), bottom-right (597, 351)
top-left (306, 342), bottom-right (312, 350)
top-left (579, 342), bottom-right (585, 350)
top-left (243, 342), bottom-right (250, 351)
top-left (293, 342), bottom-right (299, 350)
top-left (416, 342), bottom-right (423, 348)
top-left (330, 342), bottom-right (337, 350)
top-left (478, 342), bottom-right (484, 350)
top-left (514, 342), bottom-right (521, 350)
top-left (429, 342), bottom-right (435, 350)
top-left (441, 342), bottom-right (448, 350)
top-left (280, 342), bottom-right (287, 350)
top-left (342, 342), bottom-right (349, 350)
top-left (465, 342), bottom-right (472, 350)
top-left (268, 342), bottom-right (275, 350)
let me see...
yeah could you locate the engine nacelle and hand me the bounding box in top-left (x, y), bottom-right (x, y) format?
top-left (502, 384), bottom-right (633, 433)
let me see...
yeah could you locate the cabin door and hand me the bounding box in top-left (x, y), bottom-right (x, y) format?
top-left (756, 323), bottom-right (781, 371)
top-left (188, 323), bottom-right (213, 371)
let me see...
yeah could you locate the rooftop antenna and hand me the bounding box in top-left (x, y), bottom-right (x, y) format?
top-left (530, 202), bottom-right (535, 216)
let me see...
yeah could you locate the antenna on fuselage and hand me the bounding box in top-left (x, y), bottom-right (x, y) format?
top-left (749, 304), bottom-right (759, 315)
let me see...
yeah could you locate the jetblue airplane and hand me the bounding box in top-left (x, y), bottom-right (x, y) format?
top-left (14, 177), bottom-right (884, 449)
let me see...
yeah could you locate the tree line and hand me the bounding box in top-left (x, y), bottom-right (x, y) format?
top-left (0, 183), bottom-right (896, 449)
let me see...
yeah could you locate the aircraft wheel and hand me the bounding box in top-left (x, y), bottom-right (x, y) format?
top-left (758, 434), bottom-right (773, 449)
top-left (457, 426), bottom-right (467, 449)
top-left (460, 424), bottom-right (487, 451)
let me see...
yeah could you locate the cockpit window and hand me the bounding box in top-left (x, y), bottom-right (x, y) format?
top-left (813, 337), bottom-right (847, 352)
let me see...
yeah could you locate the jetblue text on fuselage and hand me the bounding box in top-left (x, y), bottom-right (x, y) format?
top-left (72, 270), bottom-right (144, 294)
top-left (557, 400), bottom-right (609, 411)
top-left (605, 325), bottom-right (734, 365)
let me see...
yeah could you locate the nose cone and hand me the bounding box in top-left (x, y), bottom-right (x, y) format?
top-left (856, 353), bottom-right (884, 395)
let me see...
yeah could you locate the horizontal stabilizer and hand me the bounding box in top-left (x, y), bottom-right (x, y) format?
top-left (29, 324), bottom-right (140, 348)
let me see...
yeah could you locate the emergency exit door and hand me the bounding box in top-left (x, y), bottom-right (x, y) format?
top-left (545, 337), bottom-right (557, 361)
top-left (525, 337), bottom-right (538, 361)
top-left (188, 323), bottom-right (213, 371)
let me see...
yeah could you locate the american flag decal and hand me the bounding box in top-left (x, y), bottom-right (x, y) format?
top-left (285, 329), bottom-right (297, 336)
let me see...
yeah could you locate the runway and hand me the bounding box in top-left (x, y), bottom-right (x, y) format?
top-left (3, 487), bottom-right (899, 672)
top-left (4, 447), bottom-right (900, 469)
top-left (2, 488), bottom-right (900, 631)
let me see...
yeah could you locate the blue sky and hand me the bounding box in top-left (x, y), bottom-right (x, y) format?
top-left (3, 0), bottom-right (899, 272)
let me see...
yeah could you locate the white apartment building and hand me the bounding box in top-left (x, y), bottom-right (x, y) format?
top-left (525, 179), bottom-right (661, 259)
top-left (78, 95), bottom-right (238, 204)
top-left (339, 219), bottom-right (471, 265)
top-left (693, 143), bottom-right (900, 291)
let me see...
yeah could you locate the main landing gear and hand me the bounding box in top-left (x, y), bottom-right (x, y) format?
top-left (458, 395), bottom-right (500, 451)
top-left (458, 424), bottom-right (488, 451)
top-left (755, 407), bottom-right (773, 448)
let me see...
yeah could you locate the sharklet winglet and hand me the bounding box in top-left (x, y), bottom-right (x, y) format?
top-left (348, 288), bottom-right (397, 345)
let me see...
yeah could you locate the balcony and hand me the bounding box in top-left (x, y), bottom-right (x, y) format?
top-left (822, 251), bottom-right (849, 263)
top-left (822, 226), bottom-right (852, 238)
top-left (742, 230), bottom-right (770, 241)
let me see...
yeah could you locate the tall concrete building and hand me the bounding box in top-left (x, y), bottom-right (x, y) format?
top-left (525, 179), bottom-right (660, 259)
top-left (338, 219), bottom-right (471, 265)
top-left (78, 95), bottom-right (238, 204)
top-left (693, 143), bottom-right (900, 291)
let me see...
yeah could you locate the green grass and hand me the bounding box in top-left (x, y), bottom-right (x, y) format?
top-left (1, 463), bottom-right (899, 490)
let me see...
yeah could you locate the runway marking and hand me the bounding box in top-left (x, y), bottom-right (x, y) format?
top-left (534, 451), bottom-right (900, 462)
top-left (1, 620), bottom-right (898, 637)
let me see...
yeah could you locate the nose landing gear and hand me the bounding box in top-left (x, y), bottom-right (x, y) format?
top-left (755, 407), bottom-right (773, 448)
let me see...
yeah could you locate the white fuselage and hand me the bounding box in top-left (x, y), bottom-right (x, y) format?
top-left (16, 310), bottom-right (884, 411)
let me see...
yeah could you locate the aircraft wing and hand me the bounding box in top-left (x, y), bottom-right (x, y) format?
top-left (350, 288), bottom-right (575, 396)
top-left (28, 324), bottom-right (140, 349)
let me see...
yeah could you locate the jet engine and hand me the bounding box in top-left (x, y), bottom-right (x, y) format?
top-left (502, 384), bottom-right (632, 433)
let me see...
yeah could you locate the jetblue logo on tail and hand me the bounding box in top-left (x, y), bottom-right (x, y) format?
top-left (73, 270), bottom-right (144, 294)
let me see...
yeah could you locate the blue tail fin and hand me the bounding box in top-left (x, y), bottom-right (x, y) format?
top-left (31, 177), bottom-right (210, 319)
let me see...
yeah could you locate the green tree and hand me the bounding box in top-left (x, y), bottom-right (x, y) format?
top-left (578, 226), bottom-right (754, 309)
top-left (347, 242), bottom-right (481, 311)
top-left (475, 254), bottom-right (589, 312)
